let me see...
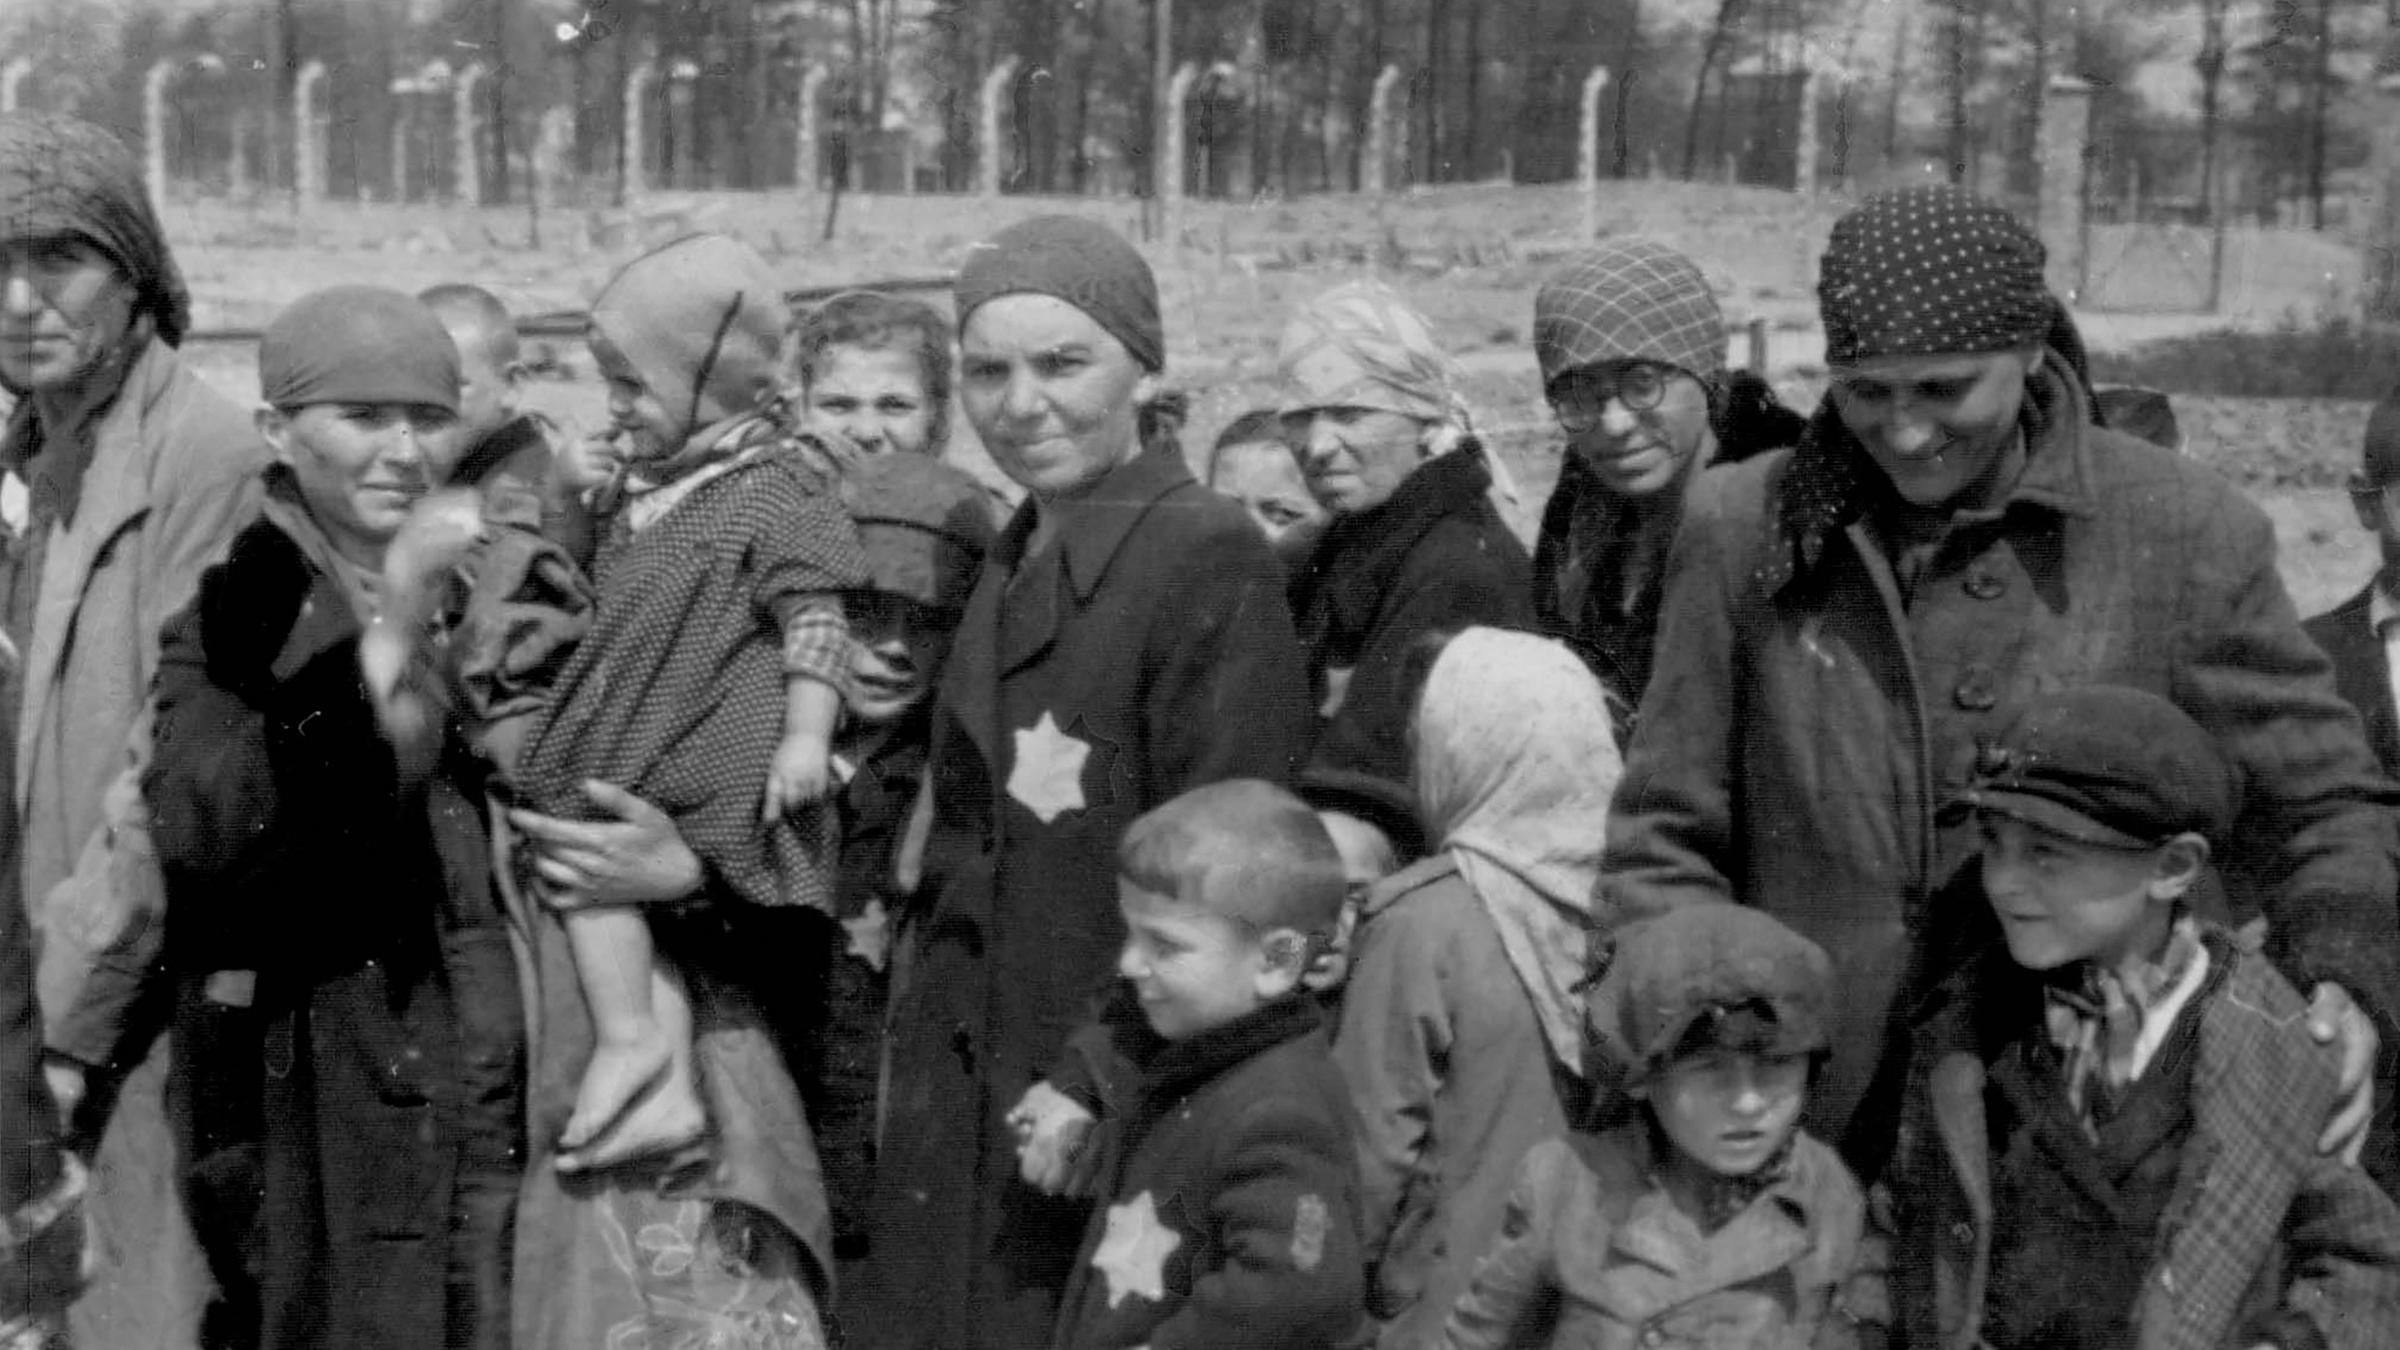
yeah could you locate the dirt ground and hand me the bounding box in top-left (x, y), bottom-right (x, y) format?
top-left (147, 180), bottom-right (2389, 617)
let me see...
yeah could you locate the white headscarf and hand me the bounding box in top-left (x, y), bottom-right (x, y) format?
top-left (1413, 627), bottom-right (1621, 1074)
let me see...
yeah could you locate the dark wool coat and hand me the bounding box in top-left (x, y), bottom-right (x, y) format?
top-left (1293, 446), bottom-right (1532, 840)
top-left (863, 445), bottom-right (1314, 1350)
top-left (1052, 997), bottom-right (1367, 1350)
top-left (1882, 936), bottom-right (2400, 1350)
top-left (1531, 382), bottom-right (1806, 728)
top-left (1603, 363), bottom-right (2400, 1162)
top-left (2304, 585), bottom-right (2400, 777)
top-left (145, 488), bottom-right (523, 1350)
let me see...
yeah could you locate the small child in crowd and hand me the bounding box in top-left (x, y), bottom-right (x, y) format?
top-left (790, 288), bottom-right (952, 457)
top-left (416, 283), bottom-right (550, 513)
top-left (505, 232), bottom-right (869, 1165)
top-left (1334, 626), bottom-right (1614, 1350)
top-left (796, 452), bottom-right (994, 1279)
top-left (1443, 904), bottom-right (1883, 1350)
top-left (1205, 407), bottom-right (1324, 558)
top-left (1880, 685), bottom-right (2400, 1350)
top-left (1029, 779), bottom-right (1368, 1350)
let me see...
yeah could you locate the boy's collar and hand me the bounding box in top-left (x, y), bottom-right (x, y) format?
top-left (1140, 995), bottom-right (1324, 1100)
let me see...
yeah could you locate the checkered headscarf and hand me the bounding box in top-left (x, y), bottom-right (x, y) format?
top-left (1819, 186), bottom-right (2052, 366)
top-left (1534, 239), bottom-right (1725, 390)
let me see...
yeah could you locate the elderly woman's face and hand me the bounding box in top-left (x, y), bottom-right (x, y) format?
top-left (1829, 347), bottom-right (2039, 509)
top-left (260, 401), bottom-right (453, 566)
top-left (1551, 360), bottom-right (1714, 498)
top-left (1292, 405), bottom-right (1427, 515)
top-left (0, 235), bottom-right (138, 396)
top-left (959, 294), bottom-right (1152, 499)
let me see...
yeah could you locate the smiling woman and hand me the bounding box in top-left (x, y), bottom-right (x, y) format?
top-left (863, 215), bottom-right (1314, 1350)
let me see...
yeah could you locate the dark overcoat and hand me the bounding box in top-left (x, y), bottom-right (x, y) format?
top-left (1603, 363), bottom-right (2400, 1162)
top-left (1051, 996), bottom-right (1366, 1350)
top-left (1883, 937), bottom-right (2400, 1350)
top-left (1292, 446), bottom-right (1531, 838)
top-left (863, 444), bottom-right (1314, 1350)
top-left (145, 487), bottom-right (521, 1350)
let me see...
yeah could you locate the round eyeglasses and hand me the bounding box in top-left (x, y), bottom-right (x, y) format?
top-left (1548, 363), bottom-right (1670, 432)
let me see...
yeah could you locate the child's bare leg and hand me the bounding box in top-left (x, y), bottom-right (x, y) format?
top-left (559, 907), bottom-right (704, 1162)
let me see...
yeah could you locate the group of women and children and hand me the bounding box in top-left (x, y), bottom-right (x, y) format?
top-left (8, 107), bottom-right (2400, 1350)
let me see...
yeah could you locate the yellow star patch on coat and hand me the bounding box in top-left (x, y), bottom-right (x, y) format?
top-left (842, 898), bottom-right (891, 972)
top-left (1008, 710), bottom-right (1090, 823)
top-left (1092, 1190), bottom-right (1180, 1308)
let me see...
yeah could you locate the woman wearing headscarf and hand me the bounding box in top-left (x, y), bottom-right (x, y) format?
top-left (1332, 627), bottom-right (1615, 1350)
top-left (1280, 281), bottom-right (1533, 867)
top-left (1603, 185), bottom-right (2400, 1176)
top-left (860, 215), bottom-right (1313, 1350)
top-left (1528, 239), bottom-right (1804, 726)
top-left (0, 110), bottom-right (267, 1348)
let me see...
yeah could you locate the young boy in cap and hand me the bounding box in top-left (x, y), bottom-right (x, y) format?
top-left (1023, 779), bottom-right (1367, 1350)
top-left (788, 452), bottom-right (993, 1284)
top-left (1880, 685), bottom-right (2400, 1350)
top-left (1441, 903), bottom-right (1883, 1350)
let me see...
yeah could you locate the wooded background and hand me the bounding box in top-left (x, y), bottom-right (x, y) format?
top-left (2, 0), bottom-right (2394, 232)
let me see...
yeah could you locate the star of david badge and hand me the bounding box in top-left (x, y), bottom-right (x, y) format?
top-left (1091, 1190), bottom-right (1181, 1308)
top-left (842, 898), bottom-right (891, 972)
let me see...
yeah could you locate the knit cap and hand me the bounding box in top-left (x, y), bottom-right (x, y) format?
top-left (589, 232), bottom-right (787, 433)
top-left (259, 286), bottom-right (460, 413)
top-left (953, 215), bottom-right (1164, 373)
top-left (1534, 239), bottom-right (1726, 391)
top-left (839, 454), bottom-right (997, 613)
top-left (1945, 685), bottom-right (2235, 849)
top-left (1588, 906), bottom-right (1836, 1086)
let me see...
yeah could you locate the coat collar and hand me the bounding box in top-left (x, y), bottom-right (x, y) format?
top-left (1768, 354), bottom-right (2102, 596)
top-left (999, 443), bottom-right (1196, 604)
top-left (1137, 994), bottom-right (1325, 1108)
top-left (1299, 443), bottom-right (1495, 608)
top-left (1593, 1123), bottom-right (1825, 1308)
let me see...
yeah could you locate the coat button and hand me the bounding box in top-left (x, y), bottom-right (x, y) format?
top-left (1642, 1328), bottom-right (1665, 1347)
top-left (1962, 571), bottom-right (2006, 600)
top-left (1954, 673), bottom-right (1999, 712)
top-left (1951, 1221), bottom-right (1975, 1246)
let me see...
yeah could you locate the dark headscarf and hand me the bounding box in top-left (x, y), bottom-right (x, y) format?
top-left (1818, 185), bottom-right (2051, 368)
top-left (0, 112), bottom-right (191, 346)
top-left (953, 215), bottom-right (1164, 372)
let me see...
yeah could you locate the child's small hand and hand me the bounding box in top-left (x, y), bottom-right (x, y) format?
top-left (558, 429), bottom-right (628, 494)
top-left (763, 736), bottom-right (834, 820)
top-left (1007, 1081), bottom-right (1095, 1196)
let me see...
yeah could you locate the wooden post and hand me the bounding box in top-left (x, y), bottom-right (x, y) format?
top-left (0, 58), bottom-right (30, 113)
top-left (1578, 66), bottom-right (1611, 240)
top-left (294, 61), bottom-right (328, 206)
top-left (2036, 75), bottom-right (2094, 303)
top-left (1794, 67), bottom-right (1821, 196)
top-left (795, 63), bottom-right (829, 193)
top-left (978, 57), bottom-right (1020, 198)
top-left (144, 59), bottom-right (176, 206)
top-left (454, 63), bottom-right (487, 206)
top-left (2367, 74), bottom-right (2400, 321)
top-left (1163, 61), bottom-right (1200, 246)
top-left (1746, 316), bottom-right (1769, 371)
top-left (667, 59), bottom-right (700, 191)
top-left (623, 56), bottom-right (657, 200)
top-left (1365, 64), bottom-right (1402, 194)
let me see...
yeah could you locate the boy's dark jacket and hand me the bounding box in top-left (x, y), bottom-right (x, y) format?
top-left (1881, 932), bottom-right (2400, 1350)
top-left (1052, 994), bottom-right (1367, 1350)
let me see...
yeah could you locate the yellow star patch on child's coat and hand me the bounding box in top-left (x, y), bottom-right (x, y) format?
top-left (841, 898), bottom-right (891, 972)
top-left (1092, 1190), bottom-right (1181, 1308)
top-left (1008, 710), bottom-right (1091, 823)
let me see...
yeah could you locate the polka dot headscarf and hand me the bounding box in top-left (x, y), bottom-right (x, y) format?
top-left (1818, 186), bottom-right (2053, 367)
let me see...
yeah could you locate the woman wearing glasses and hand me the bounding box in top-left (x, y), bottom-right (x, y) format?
top-left (1279, 280), bottom-right (1534, 872)
top-left (1529, 238), bottom-right (1803, 729)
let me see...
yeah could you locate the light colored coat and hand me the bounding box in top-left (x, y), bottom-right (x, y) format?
top-left (1441, 1125), bottom-right (1880, 1350)
top-left (3, 337), bottom-right (264, 1350)
top-left (1334, 857), bottom-right (1587, 1350)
